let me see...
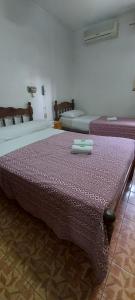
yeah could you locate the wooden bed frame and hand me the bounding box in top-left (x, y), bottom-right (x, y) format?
top-left (54, 99), bottom-right (75, 121)
top-left (0, 102), bottom-right (33, 127)
top-left (54, 99), bottom-right (89, 133)
top-left (0, 101), bottom-right (134, 243)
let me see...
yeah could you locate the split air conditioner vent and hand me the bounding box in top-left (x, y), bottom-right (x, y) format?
top-left (84, 19), bottom-right (119, 44)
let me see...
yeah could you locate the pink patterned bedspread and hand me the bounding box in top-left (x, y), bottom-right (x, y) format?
top-left (90, 117), bottom-right (135, 139)
top-left (0, 132), bottom-right (134, 284)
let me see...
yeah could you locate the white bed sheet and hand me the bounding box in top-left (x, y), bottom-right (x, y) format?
top-left (0, 120), bottom-right (52, 143)
top-left (60, 115), bottom-right (100, 132)
top-left (0, 128), bottom-right (63, 157)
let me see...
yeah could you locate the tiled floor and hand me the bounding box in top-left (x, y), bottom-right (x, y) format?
top-left (0, 176), bottom-right (135, 299)
top-left (91, 176), bottom-right (135, 300)
top-left (0, 189), bottom-right (94, 300)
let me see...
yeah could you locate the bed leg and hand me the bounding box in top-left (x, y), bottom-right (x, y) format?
top-left (28, 102), bottom-right (33, 121)
top-left (103, 209), bottom-right (116, 243)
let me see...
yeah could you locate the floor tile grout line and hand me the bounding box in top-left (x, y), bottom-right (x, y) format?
top-left (100, 225), bottom-right (122, 296)
top-left (13, 256), bottom-right (45, 300)
top-left (112, 260), bottom-right (135, 277)
top-left (112, 189), bottom-right (130, 241)
top-left (111, 211), bottom-right (128, 255)
top-left (124, 215), bottom-right (135, 223)
top-left (111, 212), bottom-right (135, 277)
top-left (101, 212), bottom-right (135, 300)
top-left (102, 197), bottom-right (131, 295)
top-left (100, 187), bottom-right (131, 295)
top-left (0, 248), bottom-right (45, 300)
top-left (123, 216), bottom-right (135, 224)
top-left (127, 201), bottom-right (135, 207)
top-left (128, 200), bottom-right (135, 205)
top-left (26, 281), bottom-right (45, 300)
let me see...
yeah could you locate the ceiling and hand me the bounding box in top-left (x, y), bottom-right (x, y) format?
top-left (33, 0), bottom-right (135, 30)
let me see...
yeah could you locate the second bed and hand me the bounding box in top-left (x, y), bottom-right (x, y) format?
top-left (54, 100), bottom-right (135, 139)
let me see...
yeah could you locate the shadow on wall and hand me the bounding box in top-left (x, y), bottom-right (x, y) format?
top-left (1, 0), bottom-right (34, 26)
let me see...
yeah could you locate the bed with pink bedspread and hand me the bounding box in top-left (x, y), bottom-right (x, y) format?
top-left (0, 132), bottom-right (134, 284)
top-left (90, 117), bottom-right (135, 139)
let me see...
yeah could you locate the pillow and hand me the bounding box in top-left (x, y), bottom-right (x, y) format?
top-left (61, 110), bottom-right (84, 118)
top-left (0, 120), bottom-right (51, 142)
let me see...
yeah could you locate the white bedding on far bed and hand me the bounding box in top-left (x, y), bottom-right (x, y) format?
top-left (60, 115), bottom-right (100, 132)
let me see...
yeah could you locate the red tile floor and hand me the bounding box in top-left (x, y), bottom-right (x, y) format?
top-left (91, 175), bottom-right (135, 300)
top-left (0, 175), bottom-right (135, 300)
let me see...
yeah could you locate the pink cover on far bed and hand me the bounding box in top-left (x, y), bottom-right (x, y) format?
top-left (90, 117), bottom-right (135, 139)
top-left (0, 132), bottom-right (134, 284)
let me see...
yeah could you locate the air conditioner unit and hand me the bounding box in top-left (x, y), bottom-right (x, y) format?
top-left (84, 19), bottom-right (119, 44)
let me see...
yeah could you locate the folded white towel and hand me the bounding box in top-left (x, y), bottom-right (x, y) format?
top-left (107, 117), bottom-right (118, 121)
top-left (71, 144), bottom-right (93, 154)
top-left (73, 139), bottom-right (94, 146)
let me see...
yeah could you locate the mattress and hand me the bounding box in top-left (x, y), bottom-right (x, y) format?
top-left (0, 119), bottom-right (53, 144)
top-left (61, 115), bottom-right (99, 132)
top-left (0, 127), bottom-right (63, 157)
top-left (91, 117), bottom-right (135, 139)
top-left (0, 130), bottom-right (134, 284)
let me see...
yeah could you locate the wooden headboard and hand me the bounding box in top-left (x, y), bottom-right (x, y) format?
top-left (54, 99), bottom-right (75, 121)
top-left (0, 102), bottom-right (33, 127)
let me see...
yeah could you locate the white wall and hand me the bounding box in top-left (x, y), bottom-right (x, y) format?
top-left (73, 12), bottom-right (135, 116)
top-left (1, 2), bottom-right (135, 119)
top-left (0, 0), bottom-right (73, 119)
